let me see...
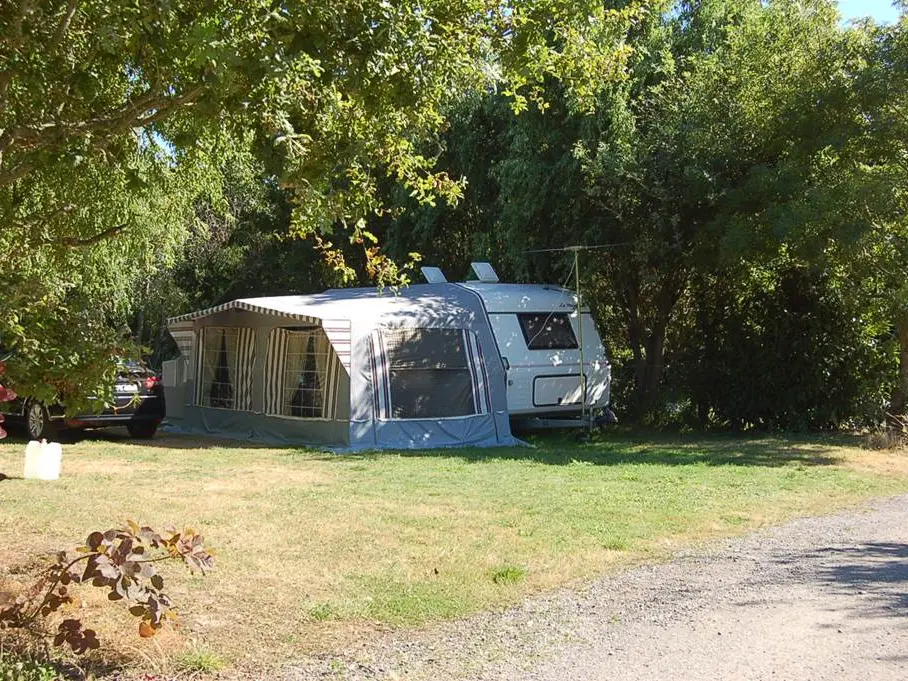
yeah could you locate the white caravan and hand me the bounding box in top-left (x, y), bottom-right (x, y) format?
top-left (424, 262), bottom-right (614, 426)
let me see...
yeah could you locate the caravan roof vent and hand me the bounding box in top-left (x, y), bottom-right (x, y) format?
top-left (421, 266), bottom-right (448, 284)
top-left (470, 262), bottom-right (500, 283)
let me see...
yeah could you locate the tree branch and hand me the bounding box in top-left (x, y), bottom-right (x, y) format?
top-left (59, 223), bottom-right (126, 248)
top-left (0, 160), bottom-right (34, 187)
top-left (2, 84), bottom-right (203, 157)
top-left (0, 70), bottom-right (14, 119)
top-left (6, 0), bottom-right (33, 51)
top-left (24, 553), bottom-right (93, 623)
top-left (52, 0), bottom-right (79, 51)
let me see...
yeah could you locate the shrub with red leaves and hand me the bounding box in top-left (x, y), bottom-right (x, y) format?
top-left (0, 522), bottom-right (213, 653)
top-left (0, 360), bottom-right (17, 440)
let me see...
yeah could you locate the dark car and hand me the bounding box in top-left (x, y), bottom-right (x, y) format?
top-left (2, 361), bottom-right (165, 440)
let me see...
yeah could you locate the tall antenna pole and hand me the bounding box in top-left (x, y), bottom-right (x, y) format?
top-left (573, 246), bottom-right (587, 428)
top-left (525, 242), bottom-right (630, 433)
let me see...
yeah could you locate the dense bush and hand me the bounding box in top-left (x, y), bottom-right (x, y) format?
top-left (667, 266), bottom-right (895, 430)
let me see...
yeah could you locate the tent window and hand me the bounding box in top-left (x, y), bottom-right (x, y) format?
top-left (283, 332), bottom-right (327, 417)
top-left (517, 313), bottom-right (578, 350)
top-left (265, 329), bottom-right (334, 418)
top-left (197, 327), bottom-right (256, 410)
top-left (382, 329), bottom-right (476, 419)
top-left (199, 328), bottom-right (238, 409)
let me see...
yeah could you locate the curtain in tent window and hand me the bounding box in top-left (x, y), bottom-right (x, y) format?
top-left (264, 328), bottom-right (341, 418)
top-left (195, 327), bottom-right (256, 410)
top-left (290, 334), bottom-right (323, 417)
top-left (169, 329), bottom-right (196, 405)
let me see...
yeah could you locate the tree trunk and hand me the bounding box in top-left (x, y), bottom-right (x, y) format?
top-left (640, 316), bottom-right (668, 413)
top-left (625, 274), bottom-right (683, 420)
top-left (134, 307), bottom-right (145, 347)
top-left (626, 293), bottom-right (646, 407)
top-left (619, 274), bottom-right (651, 421)
top-left (610, 260), bottom-right (685, 422)
top-left (889, 314), bottom-right (908, 418)
top-left (133, 279), bottom-right (151, 347)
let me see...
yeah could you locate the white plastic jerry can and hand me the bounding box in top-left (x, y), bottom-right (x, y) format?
top-left (23, 439), bottom-right (62, 480)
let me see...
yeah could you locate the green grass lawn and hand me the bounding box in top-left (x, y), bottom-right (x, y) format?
top-left (1, 430), bottom-right (907, 673)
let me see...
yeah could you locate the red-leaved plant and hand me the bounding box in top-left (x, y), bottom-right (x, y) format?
top-left (0, 359), bottom-right (17, 440)
top-left (0, 522), bottom-right (214, 654)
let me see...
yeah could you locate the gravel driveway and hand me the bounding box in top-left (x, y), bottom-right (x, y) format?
top-left (284, 495), bottom-right (908, 681)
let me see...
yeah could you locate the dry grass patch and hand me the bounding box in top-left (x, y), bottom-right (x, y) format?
top-left (845, 446), bottom-right (908, 477)
top-left (0, 429), bottom-right (907, 676)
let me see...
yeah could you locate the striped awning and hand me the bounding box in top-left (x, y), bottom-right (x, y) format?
top-left (167, 300), bottom-right (322, 326)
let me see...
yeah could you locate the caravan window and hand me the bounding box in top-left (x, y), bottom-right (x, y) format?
top-left (517, 313), bottom-right (579, 350)
top-left (382, 329), bottom-right (477, 419)
top-left (197, 327), bottom-right (256, 410)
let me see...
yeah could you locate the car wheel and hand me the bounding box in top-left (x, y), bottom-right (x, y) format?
top-left (26, 401), bottom-right (54, 440)
top-left (127, 422), bottom-right (158, 439)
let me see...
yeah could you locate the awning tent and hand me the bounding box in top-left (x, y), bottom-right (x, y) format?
top-left (162, 285), bottom-right (518, 449)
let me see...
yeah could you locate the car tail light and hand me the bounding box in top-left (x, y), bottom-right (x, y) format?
top-left (144, 376), bottom-right (161, 391)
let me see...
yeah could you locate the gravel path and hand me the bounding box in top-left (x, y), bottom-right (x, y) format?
top-left (284, 495), bottom-right (908, 681)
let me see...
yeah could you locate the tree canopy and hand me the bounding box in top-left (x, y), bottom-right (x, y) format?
top-left (381, 0), bottom-right (908, 427)
top-left (0, 0), bottom-right (648, 406)
top-left (3, 0), bottom-right (907, 429)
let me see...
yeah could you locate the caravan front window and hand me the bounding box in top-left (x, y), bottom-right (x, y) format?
top-left (517, 313), bottom-right (579, 350)
top-left (382, 329), bottom-right (477, 419)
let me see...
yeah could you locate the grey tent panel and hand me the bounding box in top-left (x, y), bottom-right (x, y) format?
top-left (165, 285), bottom-right (518, 450)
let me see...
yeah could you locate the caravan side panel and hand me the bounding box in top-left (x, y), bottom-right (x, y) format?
top-left (484, 307), bottom-right (611, 417)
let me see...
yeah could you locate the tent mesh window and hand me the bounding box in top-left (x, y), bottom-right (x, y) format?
top-left (265, 328), bottom-right (334, 418)
top-left (382, 329), bottom-right (477, 419)
top-left (199, 328), bottom-right (237, 409)
top-left (197, 327), bottom-right (256, 410)
top-left (517, 312), bottom-right (579, 350)
top-left (283, 331), bottom-right (328, 417)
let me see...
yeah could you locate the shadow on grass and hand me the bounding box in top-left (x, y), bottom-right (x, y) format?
top-left (5, 422), bottom-right (858, 468)
top-left (306, 431), bottom-right (855, 468)
top-left (0, 427), bottom-right (276, 450)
